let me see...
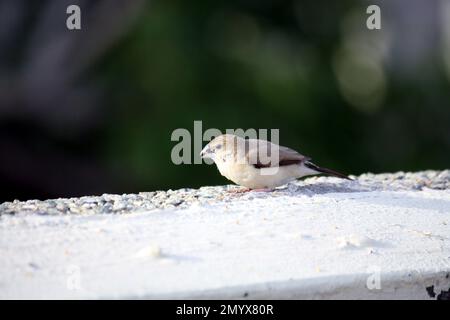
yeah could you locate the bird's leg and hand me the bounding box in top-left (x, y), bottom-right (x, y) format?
top-left (228, 187), bottom-right (252, 193)
top-left (228, 187), bottom-right (274, 193)
top-left (250, 188), bottom-right (274, 192)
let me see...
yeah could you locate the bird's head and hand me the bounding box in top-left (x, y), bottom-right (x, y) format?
top-left (200, 134), bottom-right (241, 161)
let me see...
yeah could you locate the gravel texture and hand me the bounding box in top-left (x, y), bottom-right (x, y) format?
top-left (1, 170), bottom-right (449, 216)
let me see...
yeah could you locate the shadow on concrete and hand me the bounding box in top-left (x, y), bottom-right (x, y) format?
top-left (277, 180), bottom-right (378, 195)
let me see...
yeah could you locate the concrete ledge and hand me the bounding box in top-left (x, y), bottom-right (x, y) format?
top-left (1, 170), bottom-right (450, 299)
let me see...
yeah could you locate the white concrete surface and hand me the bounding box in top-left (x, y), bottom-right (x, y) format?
top-left (1, 181), bottom-right (450, 299)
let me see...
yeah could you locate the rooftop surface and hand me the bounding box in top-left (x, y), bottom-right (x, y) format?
top-left (1, 170), bottom-right (449, 299)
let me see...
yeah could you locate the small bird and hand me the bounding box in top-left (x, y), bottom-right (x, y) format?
top-left (200, 134), bottom-right (351, 190)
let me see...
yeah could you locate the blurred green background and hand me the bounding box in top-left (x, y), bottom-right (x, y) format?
top-left (0, 0), bottom-right (449, 201)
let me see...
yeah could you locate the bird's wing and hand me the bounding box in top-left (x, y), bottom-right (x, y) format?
top-left (245, 139), bottom-right (309, 168)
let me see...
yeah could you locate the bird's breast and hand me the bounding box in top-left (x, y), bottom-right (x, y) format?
top-left (215, 159), bottom-right (301, 189)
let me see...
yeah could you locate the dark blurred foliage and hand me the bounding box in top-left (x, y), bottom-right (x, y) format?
top-left (0, 0), bottom-right (449, 201)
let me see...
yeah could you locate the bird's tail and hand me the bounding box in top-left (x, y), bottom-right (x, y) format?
top-left (304, 161), bottom-right (352, 180)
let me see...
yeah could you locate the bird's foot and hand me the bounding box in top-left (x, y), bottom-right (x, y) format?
top-left (228, 187), bottom-right (274, 193)
top-left (250, 188), bottom-right (274, 193)
top-left (228, 187), bottom-right (252, 193)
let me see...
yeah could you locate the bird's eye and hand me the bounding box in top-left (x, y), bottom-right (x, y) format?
top-left (216, 144), bottom-right (222, 150)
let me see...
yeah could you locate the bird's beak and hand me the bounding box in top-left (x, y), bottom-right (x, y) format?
top-left (200, 146), bottom-right (210, 159)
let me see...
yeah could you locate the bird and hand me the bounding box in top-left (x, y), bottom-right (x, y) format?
top-left (200, 134), bottom-right (351, 191)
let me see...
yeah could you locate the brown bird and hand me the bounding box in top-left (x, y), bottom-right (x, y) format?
top-left (200, 134), bottom-right (351, 190)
